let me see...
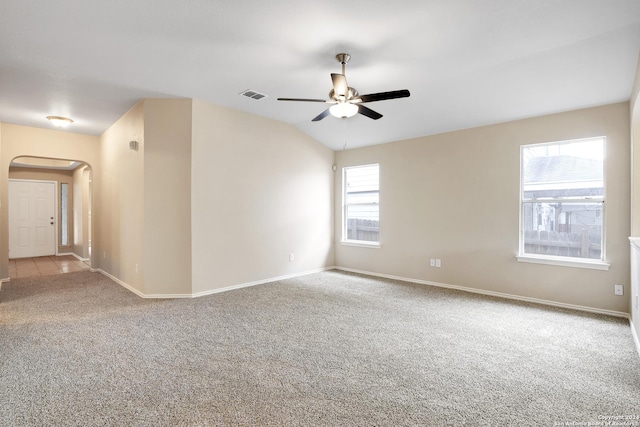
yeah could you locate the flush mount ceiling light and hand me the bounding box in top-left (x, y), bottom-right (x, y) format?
top-left (46, 116), bottom-right (73, 127)
top-left (329, 102), bottom-right (359, 118)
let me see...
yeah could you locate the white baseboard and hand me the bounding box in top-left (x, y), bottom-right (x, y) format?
top-left (93, 268), bottom-right (200, 298)
top-left (93, 268), bottom-right (148, 298)
top-left (631, 320), bottom-right (640, 359)
top-left (335, 267), bottom-right (630, 319)
top-left (191, 266), bottom-right (336, 298)
top-left (95, 266), bottom-right (336, 299)
top-left (58, 252), bottom-right (90, 262)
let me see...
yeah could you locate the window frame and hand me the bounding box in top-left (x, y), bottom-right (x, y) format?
top-left (516, 136), bottom-right (609, 270)
top-left (341, 163), bottom-right (381, 248)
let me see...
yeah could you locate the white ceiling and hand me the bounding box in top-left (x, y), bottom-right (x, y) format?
top-left (1, 0), bottom-right (640, 151)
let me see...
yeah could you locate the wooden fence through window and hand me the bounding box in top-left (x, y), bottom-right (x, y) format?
top-left (524, 229), bottom-right (601, 259)
top-left (347, 219), bottom-right (379, 242)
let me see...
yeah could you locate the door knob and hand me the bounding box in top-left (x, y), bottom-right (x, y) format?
top-left (50, 222), bottom-right (54, 225)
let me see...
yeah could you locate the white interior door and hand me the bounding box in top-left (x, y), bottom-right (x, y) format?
top-left (9, 180), bottom-right (56, 258)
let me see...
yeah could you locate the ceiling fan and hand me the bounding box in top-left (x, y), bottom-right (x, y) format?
top-left (277, 53), bottom-right (410, 122)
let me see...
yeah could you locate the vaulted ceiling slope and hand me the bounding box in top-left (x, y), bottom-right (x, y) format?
top-left (1, 1), bottom-right (640, 150)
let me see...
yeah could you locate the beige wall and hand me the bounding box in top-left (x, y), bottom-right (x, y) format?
top-left (631, 52), bottom-right (640, 236)
top-left (142, 98), bottom-right (192, 295)
top-left (9, 167), bottom-right (75, 254)
top-left (73, 165), bottom-right (91, 259)
top-left (190, 99), bottom-right (335, 294)
top-left (72, 166), bottom-right (83, 257)
top-left (0, 124), bottom-right (100, 280)
top-left (335, 102), bottom-right (631, 314)
top-left (97, 101), bottom-right (145, 292)
top-left (97, 98), bottom-right (192, 296)
top-left (98, 98), bottom-right (332, 296)
top-left (630, 53), bottom-right (640, 341)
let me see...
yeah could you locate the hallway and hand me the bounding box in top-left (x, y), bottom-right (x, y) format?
top-left (9, 255), bottom-right (90, 279)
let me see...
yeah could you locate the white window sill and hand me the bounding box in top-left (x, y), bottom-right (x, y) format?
top-left (340, 240), bottom-right (380, 249)
top-left (516, 254), bottom-right (610, 271)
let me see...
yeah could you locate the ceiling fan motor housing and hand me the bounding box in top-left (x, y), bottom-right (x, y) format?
top-left (329, 87), bottom-right (359, 101)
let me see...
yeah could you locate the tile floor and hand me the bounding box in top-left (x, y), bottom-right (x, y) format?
top-left (9, 255), bottom-right (91, 279)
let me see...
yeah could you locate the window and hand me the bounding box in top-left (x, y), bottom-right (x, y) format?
top-left (518, 137), bottom-right (606, 269)
top-left (61, 183), bottom-right (69, 246)
top-left (343, 164), bottom-right (380, 246)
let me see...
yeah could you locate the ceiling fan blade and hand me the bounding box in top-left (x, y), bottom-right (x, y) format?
top-left (358, 105), bottom-right (383, 120)
top-left (277, 97), bottom-right (327, 102)
top-left (312, 109), bottom-right (331, 122)
top-left (331, 73), bottom-right (348, 98)
top-left (358, 89), bottom-right (410, 103)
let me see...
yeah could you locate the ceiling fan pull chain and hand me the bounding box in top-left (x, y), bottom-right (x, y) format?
top-left (342, 117), bottom-right (348, 150)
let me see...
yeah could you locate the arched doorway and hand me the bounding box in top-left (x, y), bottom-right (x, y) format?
top-left (8, 156), bottom-right (92, 279)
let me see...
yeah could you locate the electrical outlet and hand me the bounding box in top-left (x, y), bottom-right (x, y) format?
top-left (430, 259), bottom-right (435, 267)
top-left (614, 284), bottom-right (624, 296)
top-left (435, 259), bottom-right (441, 268)
top-left (289, 253), bottom-right (295, 262)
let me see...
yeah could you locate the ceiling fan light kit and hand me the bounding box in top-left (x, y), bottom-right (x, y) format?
top-left (277, 53), bottom-right (410, 122)
top-left (330, 102), bottom-right (359, 118)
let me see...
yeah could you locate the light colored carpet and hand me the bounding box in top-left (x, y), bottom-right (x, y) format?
top-left (1, 270), bottom-right (639, 426)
